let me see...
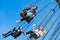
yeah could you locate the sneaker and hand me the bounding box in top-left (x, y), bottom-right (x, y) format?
top-left (28, 38), bottom-right (30, 40)
top-left (23, 32), bottom-right (26, 36)
top-left (2, 34), bottom-right (6, 38)
top-left (16, 19), bottom-right (20, 23)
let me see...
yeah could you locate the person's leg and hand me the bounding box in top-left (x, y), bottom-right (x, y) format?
top-left (27, 33), bottom-right (35, 40)
top-left (27, 18), bottom-right (31, 23)
top-left (5, 31), bottom-right (12, 35)
top-left (26, 31), bottom-right (33, 34)
top-left (2, 31), bottom-right (12, 38)
top-left (21, 18), bottom-right (24, 21)
top-left (28, 36), bottom-right (32, 40)
top-left (23, 31), bottom-right (33, 36)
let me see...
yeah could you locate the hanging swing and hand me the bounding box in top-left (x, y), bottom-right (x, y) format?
top-left (2, 26), bottom-right (23, 38)
top-left (16, 0), bottom-right (38, 23)
top-left (20, 6), bottom-right (37, 23)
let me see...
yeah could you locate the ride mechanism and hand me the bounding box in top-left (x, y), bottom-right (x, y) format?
top-left (2, 0), bottom-right (60, 39)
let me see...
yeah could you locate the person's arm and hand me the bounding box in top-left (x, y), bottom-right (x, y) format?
top-left (30, 14), bottom-right (36, 18)
top-left (41, 30), bottom-right (46, 37)
top-left (32, 24), bottom-right (36, 31)
top-left (20, 9), bottom-right (27, 16)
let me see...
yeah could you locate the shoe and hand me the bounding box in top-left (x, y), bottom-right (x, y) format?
top-left (28, 38), bottom-right (30, 40)
top-left (16, 19), bottom-right (20, 23)
top-left (2, 34), bottom-right (6, 38)
top-left (23, 32), bottom-right (26, 36)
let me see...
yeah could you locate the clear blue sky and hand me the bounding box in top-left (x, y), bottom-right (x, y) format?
top-left (0, 0), bottom-right (60, 40)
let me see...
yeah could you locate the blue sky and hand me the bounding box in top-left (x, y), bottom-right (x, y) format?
top-left (0, 0), bottom-right (60, 40)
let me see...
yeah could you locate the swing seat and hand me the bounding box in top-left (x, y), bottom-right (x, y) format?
top-left (56, 0), bottom-right (60, 7)
top-left (2, 34), bottom-right (7, 38)
top-left (11, 30), bottom-right (22, 38)
top-left (33, 35), bottom-right (40, 39)
top-left (21, 13), bottom-right (31, 23)
top-left (20, 9), bottom-right (36, 23)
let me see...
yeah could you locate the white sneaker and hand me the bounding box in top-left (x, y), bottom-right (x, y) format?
top-left (23, 32), bottom-right (26, 36)
top-left (2, 34), bottom-right (6, 38)
top-left (16, 19), bottom-right (20, 23)
top-left (28, 38), bottom-right (30, 40)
